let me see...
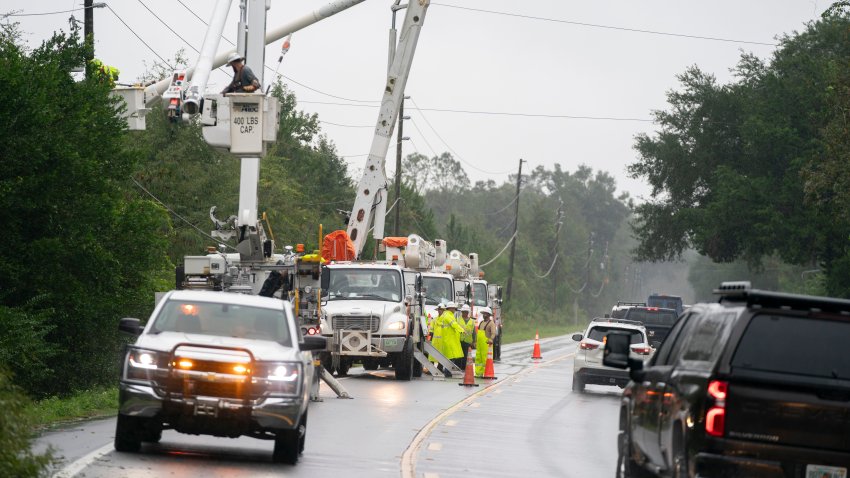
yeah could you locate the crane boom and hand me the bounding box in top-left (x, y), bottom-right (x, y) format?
top-left (346, 0), bottom-right (430, 257)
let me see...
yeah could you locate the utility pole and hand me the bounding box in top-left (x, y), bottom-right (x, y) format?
top-left (553, 201), bottom-right (564, 310)
top-left (84, 0), bottom-right (94, 67)
top-left (394, 95), bottom-right (409, 236)
top-left (585, 232), bottom-right (595, 295)
top-left (505, 159), bottom-right (525, 302)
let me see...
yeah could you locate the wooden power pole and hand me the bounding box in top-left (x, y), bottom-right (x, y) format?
top-left (505, 159), bottom-right (524, 302)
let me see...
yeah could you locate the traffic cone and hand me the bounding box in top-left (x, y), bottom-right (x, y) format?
top-left (531, 330), bottom-right (543, 360)
top-left (459, 342), bottom-right (479, 387)
top-left (482, 342), bottom-right (497, 380)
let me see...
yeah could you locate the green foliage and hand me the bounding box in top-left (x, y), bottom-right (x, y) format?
top-left (0, 369), bottom-right (54, 477)
top-left (0, 27), bottom-right (172, 396)
top-left (29, 387), bottom-right (117, 427)
top-left (629, 17), bottom-right (850, 297)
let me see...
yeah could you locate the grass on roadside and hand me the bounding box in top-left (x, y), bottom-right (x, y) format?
top-left (501, 319), bottom-right (588, 345)
top-left (28, 387), bottom-right (117, 428)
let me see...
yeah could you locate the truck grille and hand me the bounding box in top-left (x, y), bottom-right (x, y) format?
top-left (332, 315), bottom-right (379, 332)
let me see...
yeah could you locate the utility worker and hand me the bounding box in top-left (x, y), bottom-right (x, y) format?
top-left (440, 302), bottom-right (465, 372)
top-left (457, 304), bottom-right (475, 370)
top-left (90, 59), bottom-right (120, 87)
top-left (427, 302), bottom-right (446, 365)
top-left (221, 53), bottom-right (261, 94)
top-left (475, 307), bottom-right (497, 377)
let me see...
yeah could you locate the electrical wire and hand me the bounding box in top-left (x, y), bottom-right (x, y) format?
top-left (431, 3), bottom-right (777, 47)
top-left (105, 5), bottom-right (173, 68)
top-left (482, 193), bottom-right (519, 216)
top-left (319, 120), bottom-right (374, 128)
top-left (529, 253), bottom-right (559, 279)
top-left (479, 230), bottom-right (517, 268)
top-left (130, 176), bottom-right (231, 247)
top-left (3, 5), bottom-right (94, 17)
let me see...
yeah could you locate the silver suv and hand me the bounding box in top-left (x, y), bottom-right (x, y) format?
top-left (571, 318), bottom-right (653, 393)
top-left (116, 290), bottom-right (326, 464)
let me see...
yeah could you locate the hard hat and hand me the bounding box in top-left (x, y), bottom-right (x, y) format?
top-left (479, 306), bottom-right (492, 316)
top-left (446, 301), bottom-right (458, 309)
top-left (460, 304), bottom-right (471, 312)
top-left (436, 302), bottom-right (446, 309)
top-left (225, 52), bottom-right (244, 66)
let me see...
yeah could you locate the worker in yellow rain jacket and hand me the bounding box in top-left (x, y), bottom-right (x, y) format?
top-left (475, 307), bottom-right (497, 376)
top-left (427, 303), bottom-right (447, 365)
top-left (440, 302), bottom-right (465, 370)
top-left (457, 304), bottom-right (476, 370)
top-left (90, 59), bottom-right (120, 87)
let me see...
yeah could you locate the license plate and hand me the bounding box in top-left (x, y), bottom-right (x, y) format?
top-left (384, 338), bottom-right (398, 347)
top-left (806, 465), bottom-right (847, 478)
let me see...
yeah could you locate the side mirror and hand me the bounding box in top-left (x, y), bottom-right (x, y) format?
top-left (602, 331), bottom-right (632, 369)
top-left (320, 266), bottom-right (330, 291)
top-left (301, 335), bottom-right (328, 351)
top-left (405, 295), bottom-right (414, 305)
top-left (571, 333), bottom-right (583, 342)
top-left (119, 317), bottom-right (143, 335)
top-left (415, 274), bottom-right (423, 293)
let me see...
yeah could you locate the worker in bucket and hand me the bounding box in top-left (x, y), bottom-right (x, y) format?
top-left (457, 304), bottom-right (475, 370)
top-left (475, 307), bottom-right (497, 377)
top-left (221, 53), bottom-right (261, 94)
top-left (440, 302), bottom-right (465, 372)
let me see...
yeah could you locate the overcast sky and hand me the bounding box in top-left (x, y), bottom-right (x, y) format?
top-left (5, 0), bottom-right (824, 199)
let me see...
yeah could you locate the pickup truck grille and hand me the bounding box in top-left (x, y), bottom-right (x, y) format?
top-left (332, 315), bottom-right (380, 332)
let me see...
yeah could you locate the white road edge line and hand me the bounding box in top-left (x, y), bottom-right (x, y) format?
top-left (400, 350), bottom-right (576, 478)
top-left (54, 441), bottom-right (114, 478)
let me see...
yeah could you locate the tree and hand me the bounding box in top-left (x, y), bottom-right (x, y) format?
top-left (628, 17), bottom-right (850, 296)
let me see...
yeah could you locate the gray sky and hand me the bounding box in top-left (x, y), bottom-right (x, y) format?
top-left (5, 0), bottom-right (823, 199)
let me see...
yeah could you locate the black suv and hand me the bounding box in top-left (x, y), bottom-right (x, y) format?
top-left (605, 282), bottom-right (850, 478)
top-left (622, 306), bottom-right (678, 348)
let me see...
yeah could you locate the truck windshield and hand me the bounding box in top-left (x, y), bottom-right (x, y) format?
top-left (151, 300), bottom-right (291, 346)
top-left (327, 269), bottom-right (402, 302)
top-left (472, 283), bottom-right (488, 307)
top-left (423, 276), bottom-right (453, 305)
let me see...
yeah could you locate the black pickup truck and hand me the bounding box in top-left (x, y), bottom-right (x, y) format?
top-left (605, 282), bottom-right (850, 478)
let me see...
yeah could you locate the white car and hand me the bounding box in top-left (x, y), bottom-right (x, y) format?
top-left (570, 318), bottom-right (653, 393)
top-left (116, 290), bottom-right (327, 464)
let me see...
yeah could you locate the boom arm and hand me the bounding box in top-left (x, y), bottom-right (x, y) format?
top-left (347, 0), bottom-right (430, 257)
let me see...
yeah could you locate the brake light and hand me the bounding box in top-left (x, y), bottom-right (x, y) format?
top-left (579, 341), bottom-right (599, 350)
top-left (631, 346), bottom-right (652, 355)
top-left (646, 307), bottom-right (659, 311)
top-left (705, 380), bottom-right (728, 437)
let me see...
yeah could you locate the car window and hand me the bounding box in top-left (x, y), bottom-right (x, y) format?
top-left (327, 269), bottom-right (401, 302)
top-left (677, 312), bottom-right (735, 370)
top-left (731, 314), bottom-right (850, 380)
top-left (152, 299), bottom-right (292, 346)
top-left (652, 312), bottom-right (694, 366)
top-left (625, 308), bottom-right (677, 325)
top-left (587, 326), bottom-right (644, 344)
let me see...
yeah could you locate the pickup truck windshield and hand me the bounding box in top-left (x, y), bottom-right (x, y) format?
top-left (152, 300), bottom-right (291, 346)
top-left (327, 269), bottom-right (402, 302)
top-left (731, 314), bottom-right (850, 380)
top-left (423, 276), bottom-right (453, 305)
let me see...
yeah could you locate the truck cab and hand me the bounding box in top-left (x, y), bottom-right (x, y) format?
top-left (318, 262), bottom-right (423, 380)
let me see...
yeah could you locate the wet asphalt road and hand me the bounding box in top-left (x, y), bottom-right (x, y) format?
top-left (37, 334), bottom-right (622, 478)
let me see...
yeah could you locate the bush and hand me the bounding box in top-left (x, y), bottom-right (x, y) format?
top-left (0, 369), bottom-right (54, 477)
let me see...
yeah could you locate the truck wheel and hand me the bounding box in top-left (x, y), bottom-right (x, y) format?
top-left (363, 358), bottom-right (379, 371)
top-left (572, 373), bottom-right (585, 393)
top-left (320, 352), bottom-right (334, 374)
top-left (273, 429), bottom-right (299, 465)
top-left (114, 413), bottom-right (142, 452)
top-left (336, 358), bottom-right (350, 377)
top-left (394, 339), bottom-right (414, 381)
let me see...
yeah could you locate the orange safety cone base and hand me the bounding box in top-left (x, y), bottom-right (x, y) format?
top-left (531, 330), bottom-right (543, 360)
top-left (459, 344), bottom-right (479, 387)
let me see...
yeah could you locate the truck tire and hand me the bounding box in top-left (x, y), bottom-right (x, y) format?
top-left (114, 414), bottom-right (142, 452)
top-left (394, 338), bottom-right (414, 381)
top-left (335, 357), bottom-right (351, 377)
top-left (273, 429), bottom-right (299, 465)
top-left (363, 358), bottom-right (379, 371)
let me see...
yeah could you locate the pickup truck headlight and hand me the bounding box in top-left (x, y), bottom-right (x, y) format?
top-left (256, 362), bottom-right (302, 397)
top-left (124, 347), bottom-right (168, 383)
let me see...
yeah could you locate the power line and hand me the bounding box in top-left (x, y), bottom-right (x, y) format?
top-left (3, 5), bottom-right (98, 17)
top-left (319, 120), bottom-right (373, 128)
top-left (105, 5), bottom-right (173, 68)
top-left (431, 3), bottom-right (777, 47)
top-left (480, 230), bottom-right (518, 268)
top-left (482, 193), bottom-right (519, 216)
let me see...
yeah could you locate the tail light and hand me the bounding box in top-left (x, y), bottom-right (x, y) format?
top-left (579, 341), bottom-right (599, 350)
top-left (705, 380), bottom-right (728, 437)
top-left (631, 346), bottom-right (652, 355)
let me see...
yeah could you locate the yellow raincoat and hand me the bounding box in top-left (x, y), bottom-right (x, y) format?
top-left (435, 311), bottom-right (464, 360)
top-left (475, 317), bottom-right (497, 376)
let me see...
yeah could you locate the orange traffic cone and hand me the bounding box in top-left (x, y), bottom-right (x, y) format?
top-left (482, 342), bottom-right (497, 380)
top-left (459, 342), bottom-right (479, 387)
top-left (531, 330), bottom-right (543, 360)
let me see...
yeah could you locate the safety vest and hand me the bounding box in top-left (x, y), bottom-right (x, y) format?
top-left (90, 59), bottom-right (120, 87)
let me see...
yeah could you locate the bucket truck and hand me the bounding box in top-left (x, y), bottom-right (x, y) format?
top-left (445, 250), bottom-right (504, 360)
